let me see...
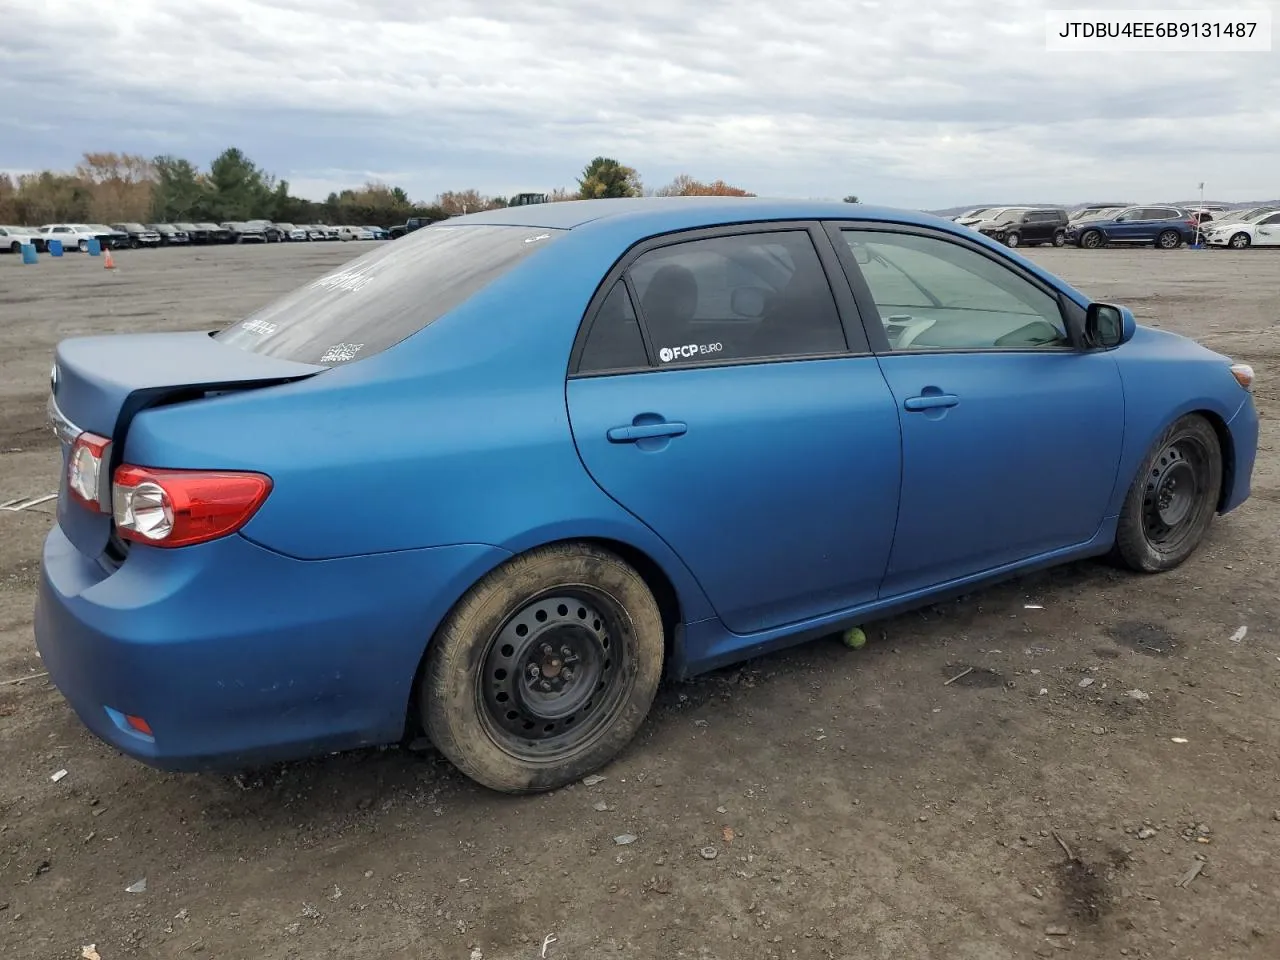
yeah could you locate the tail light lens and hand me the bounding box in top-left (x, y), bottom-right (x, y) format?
top-left (67, 432), bottom-right (111, 510)
top-left (112, 466), bottom-right (271, 548)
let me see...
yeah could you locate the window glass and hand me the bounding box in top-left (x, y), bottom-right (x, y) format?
top-left (627, 231), bottom-right (846, 366)
top-left (215, 224), bottom-right (560, 365)
top-left (577, 282), bottom-right (649, 374)
top-left (1261, 214), bottom-right (1280, 225)
top-left (842, 230), bottom-right (1069, 351)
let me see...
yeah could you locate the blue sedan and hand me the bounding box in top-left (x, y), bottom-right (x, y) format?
top-left (36, 198), bottom-right (1258, 793)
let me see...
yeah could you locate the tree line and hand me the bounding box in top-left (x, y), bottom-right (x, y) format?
top-left (0, 151), bottom-right (802, 227)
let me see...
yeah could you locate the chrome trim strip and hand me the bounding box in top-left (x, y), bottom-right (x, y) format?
top-left (48, 393), bottom-right (80, 448)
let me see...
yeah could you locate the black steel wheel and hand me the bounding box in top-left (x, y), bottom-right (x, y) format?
top-left (1079, 230), bottom-right (1103, 249)
top-left (421, 542), bottom-right (665, 793)
top-left (478, 590), bottom-right (630, 756)
top-left (1112, 414), bottom-right (1222, 572)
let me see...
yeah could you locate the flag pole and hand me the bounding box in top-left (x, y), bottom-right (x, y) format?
top-left (1193, 181), bottom-right (1205, 247)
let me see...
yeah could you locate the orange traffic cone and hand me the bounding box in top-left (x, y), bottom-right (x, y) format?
top-left (103, 250), bottom-right (116, 270)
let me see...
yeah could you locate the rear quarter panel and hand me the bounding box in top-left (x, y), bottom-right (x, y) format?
top-left (122, 227), bottom-right (717, 621)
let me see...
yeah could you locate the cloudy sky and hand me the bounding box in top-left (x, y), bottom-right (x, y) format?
top-left (1, 0), bottom-right (1276, 208)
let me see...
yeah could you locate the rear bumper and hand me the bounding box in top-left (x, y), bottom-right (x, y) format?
top-left (35, 523), bottom-right (507, 771)
top-left (1222, 394), bottom-right (1259, 514)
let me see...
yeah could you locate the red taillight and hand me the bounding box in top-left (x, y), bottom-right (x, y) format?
top-left (67, 432), bottom-right (111, 510)
top-left (112, 466), bottom-right (272, 548)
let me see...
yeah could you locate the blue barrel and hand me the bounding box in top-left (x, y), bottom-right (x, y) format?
top-left (48, 239), bottom-right (63, 257)
top-left (21, 243), bottom-right (38, 264)
top-left (86, 237), bottom-right (101, 256)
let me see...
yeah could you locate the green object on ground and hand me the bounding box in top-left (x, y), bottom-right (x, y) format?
top-left (842, 627), bottom-right (867, 649)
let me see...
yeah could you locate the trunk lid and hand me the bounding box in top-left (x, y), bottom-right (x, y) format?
top-left (50, 331), bottom-right (323, 560)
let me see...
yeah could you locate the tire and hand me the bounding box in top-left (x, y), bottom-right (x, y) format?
top-left (1052, 230), bottom-right (1067, 247)
top-left (1156, 230), bottom-right (1181, 250)
top-left (421, 542), bottom-right (665, 794)
top-left (1228, 232), bottom-right (1251, 249)
top-left (1004, 231), bottom-right (1021, 248)
top-left (1079, 230), bottom-right (1103, 249)
top-left (129, 239), bottom-right (139, 249)
top-left (78, 239), bottom-right (89, 252)
top-left (9, 241), bottom-right (19, 254)
top-left (1111, 414), bottom-right (1222, 573)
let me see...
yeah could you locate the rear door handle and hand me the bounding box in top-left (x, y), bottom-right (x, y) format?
top-left (903, 394), bottom-right (959, 412)
top-left (607, 421), bottom-right (688, 442)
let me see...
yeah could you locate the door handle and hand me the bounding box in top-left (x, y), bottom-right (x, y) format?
top-left (903, 394), bottom-right (959, 412)
top-left (607, 421), bottom-right (688, 442)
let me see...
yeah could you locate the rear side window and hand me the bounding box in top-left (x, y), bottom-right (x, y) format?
top-left (215, 225), bottom-right (561, 364)
top-left (577, 282), bottom-right (649, 374)
top-left (626, 231), bottom-right (847, 366)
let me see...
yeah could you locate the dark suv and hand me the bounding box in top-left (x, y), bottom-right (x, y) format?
top-left (1064, 206), bottom-right (1197, 250)
top-left (976, 208), bottom-right (1069, 248)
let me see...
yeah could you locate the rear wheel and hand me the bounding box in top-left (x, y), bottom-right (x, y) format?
top-left (78, 239), bottom-right (89, 252)
top-left (1052, 230), bottom-right (1067, 247)
top-left (421, 543), bottom-right (665, 794)
top-left (1079, 230), bottom-right (1103, 249)
top-left (1228, 232), bottom-right (1251, 249)
top-left (1111, 414), bottom-right (1222, 573)
top-left (1156, 229), bottom-right (1181, 249)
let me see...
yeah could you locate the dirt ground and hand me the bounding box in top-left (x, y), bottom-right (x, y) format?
top-left (1, 241), bottom-right (1277, 960)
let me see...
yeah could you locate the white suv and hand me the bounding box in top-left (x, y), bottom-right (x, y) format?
top-left (37, 224), bottom-right (103, 252)
top-left (0, 225), bottom-right (44, 253)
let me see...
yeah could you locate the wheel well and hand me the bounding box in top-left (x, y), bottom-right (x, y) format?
top-left (578, 537), bottom-right (683, 656)
top-left (401, 536), bottom-right (685, 742)
top-left (1194, 409), bottom-right (1235, 511)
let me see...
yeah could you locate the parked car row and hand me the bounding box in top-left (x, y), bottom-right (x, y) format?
top-left (1, 220), bottom-right (389, 252)
top-left (952, 203), bottom-right (1280, 250)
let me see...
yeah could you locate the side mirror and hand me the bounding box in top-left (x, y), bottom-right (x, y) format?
top-left (1085, 302), bottom-right (1136, 349)
top-left (848, 241), bottom-right (872, 265)
top-left (730, 286), bottom-right (767, 318)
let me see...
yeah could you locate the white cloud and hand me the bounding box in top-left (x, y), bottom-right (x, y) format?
top-left (1, 0), bottom-right (1276, 206)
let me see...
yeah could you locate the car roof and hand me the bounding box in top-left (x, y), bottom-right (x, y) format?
top-left (447, 196), bottom-right (959, 236)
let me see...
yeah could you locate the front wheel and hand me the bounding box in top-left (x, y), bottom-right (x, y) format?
top-left (1004, 231), bottom-right (1021, 248)
top-left (1079, 230), bottom-right (1103, 249)
top-left (1111, 414), bottom-right (1222, 573)
top-left (9, 241), bottom-right (19, 254)
top-left (1228, 232), bottom-right (1251, 249)
top-left (78, 239), bottom-right (89, 252)
top-left (1156, 230), bottom-right (1181, 249)
top-left (421, 543), bottom-right (665, 794)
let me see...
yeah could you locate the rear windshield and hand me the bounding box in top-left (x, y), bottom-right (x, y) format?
top-left (215, 224), bottom-right (562, 365)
